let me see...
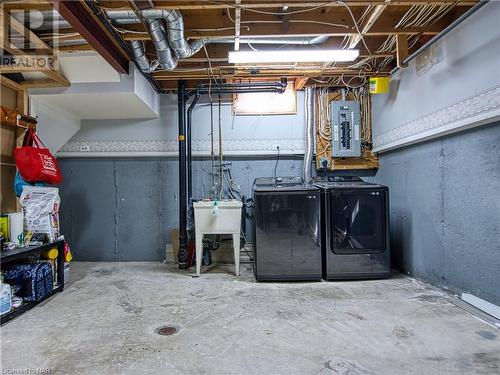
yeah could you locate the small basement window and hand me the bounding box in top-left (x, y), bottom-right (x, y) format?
top-left (232, 82), bottom-right (296, 115)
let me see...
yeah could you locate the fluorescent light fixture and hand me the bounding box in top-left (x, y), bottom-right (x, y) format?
top-left (228, 49), bottom-right (359, 64)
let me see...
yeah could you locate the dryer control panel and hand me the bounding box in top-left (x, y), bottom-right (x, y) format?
top-left (331, 101), bottom-right (361, 157)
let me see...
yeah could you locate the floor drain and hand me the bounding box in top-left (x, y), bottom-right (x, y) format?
top-left (155, 325), bottom-right (178, 336)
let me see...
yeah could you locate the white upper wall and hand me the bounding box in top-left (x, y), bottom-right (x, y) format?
top-left (58, 91), bottom-right (306, 157)
top-left (29, 63), bottom-right (160, 120)
top-left (29, 62), bottom-right (161, 153)
top-left (31, 97), bottom-right (81, 153)
top-left (372, 2), bottom-right (500, 153)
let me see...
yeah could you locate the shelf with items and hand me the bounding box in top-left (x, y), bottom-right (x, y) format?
top-left (0, 240), bottom-right (65, 325)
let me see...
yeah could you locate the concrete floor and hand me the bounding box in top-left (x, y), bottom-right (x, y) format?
top-left (1, 262), bottom-right (499, 375)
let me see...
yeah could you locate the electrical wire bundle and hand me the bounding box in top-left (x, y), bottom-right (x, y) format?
top-left (376, 2), bottom-right (458, 55)
top-left (340, 4), bottom-right (375, 51)
top-left (314, 85), bottom-right (372, 159)
top-left (353, 85), bottom-right (372, 150)
top-left (315, 87), bottom-right (332, 156)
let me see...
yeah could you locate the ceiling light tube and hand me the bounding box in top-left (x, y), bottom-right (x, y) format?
top-left (228, 49), bottom-right (359, 63)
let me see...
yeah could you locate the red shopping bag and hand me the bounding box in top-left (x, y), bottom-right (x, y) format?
top-left (13, 128), bottom-right (62, 185)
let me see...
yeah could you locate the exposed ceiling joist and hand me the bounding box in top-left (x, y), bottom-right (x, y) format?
top-left (294, 77), bottom-right (308, 91)
top-left (2, 0), bottom-right (477, 89)
top-left (182, 42), bottom-right (392, 62)
top-left (1, 75), bottom-right (24, 91)
top-left (2, 0), bottom-right (53, 11)
top-left (1, 7), bottom-right (52, 51)
top-left (120, 28), bottom-right (440, 41)
top-left (0, 6), bottom-right (69, 89)
top-left (19, 79), bottom-right (70, 89)
top-left (96, 1), bottom-right (477, 11)
top-left (0, 64), bottom-right (52, 73)
top-left (41, 68), bottom-right (70, 86)
top-left (58, 43), bottom-right (94, 52)
top-left (348, 4), bottom-right (387, 49)
top-left (112, 9), bottom-right (450, 40)
top-left (396, 34), bottom-right (409, 68)
top-left (127, 0), bottom-right (154, 11)
top-left (234, 0), bottom-right (241, 51)
top-left (152, 69), bottom-right (390, 81)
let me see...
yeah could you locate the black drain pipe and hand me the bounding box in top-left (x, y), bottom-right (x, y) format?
top-left (177, 78), bottom-right (288, 270)
top-left (187, 93), bottom-right (200, 203)
top-left (177, 80), bottom-right (188, 269)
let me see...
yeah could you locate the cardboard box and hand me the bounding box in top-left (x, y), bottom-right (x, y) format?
top-left (170, 229), bottom-right (179, 263)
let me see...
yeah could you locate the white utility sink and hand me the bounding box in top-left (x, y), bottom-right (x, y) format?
top-left (193, 199), bottom-right (243, 276)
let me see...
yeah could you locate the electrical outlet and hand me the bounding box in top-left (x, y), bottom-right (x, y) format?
top-left (319, 157), bottom-right (330, 169)
top-left (80, 145), bottom-right (90, 152)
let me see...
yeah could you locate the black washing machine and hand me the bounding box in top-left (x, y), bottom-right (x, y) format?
top-left (314, 176), bottom-right (390, 280)
top-left (253, 177), bottom-right (321, 281)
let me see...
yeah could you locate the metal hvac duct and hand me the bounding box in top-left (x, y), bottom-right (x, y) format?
top-left (106, 9), bottom-right (205, 59)
top-left (157, 9), bottom-right (205, 59)
top-left (303, 87), bottom-right (315, 184)
top-left (130, 40), bottom-right (159, 73)
top-left (148, 20), bottom-right (177, 71)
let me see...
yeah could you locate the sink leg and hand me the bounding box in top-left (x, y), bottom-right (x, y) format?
top-left (233, 233), bottom-right (240, 276)
top-left (196, 233), bottom-right (203, 276)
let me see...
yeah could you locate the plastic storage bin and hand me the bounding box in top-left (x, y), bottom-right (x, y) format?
top-left (1, 283), bottom-right (12, 315)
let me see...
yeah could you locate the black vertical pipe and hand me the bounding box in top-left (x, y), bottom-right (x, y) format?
top-left (187, 93), bottom-right (200, 203)
top-left (178, 80), bottom-right (188, 269)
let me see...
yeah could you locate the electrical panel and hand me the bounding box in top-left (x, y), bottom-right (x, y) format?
top-left (331, 101), bottom-right (361, 157)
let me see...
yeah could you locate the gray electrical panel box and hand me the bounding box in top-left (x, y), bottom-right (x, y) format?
top-left (331, 100), bottom-right (361, 157)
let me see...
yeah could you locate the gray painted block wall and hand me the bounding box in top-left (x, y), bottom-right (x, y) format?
top-left (58, 157), bottom-right (303, 262)
top-left (58, 123), bottom-right (500, 307)
top-left (372, 121), bottom-right (500, 305)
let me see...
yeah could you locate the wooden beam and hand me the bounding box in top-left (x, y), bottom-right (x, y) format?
top-left (0, 7), bottom-right (52, 51)
top-left (16, 90), bottom-right (28, 115)
top-left (179, 53), bottom-right (392, 64)
top-left (152, 69), bottom-right (391, 80)
top-left (19, 79), bottom-right (70, 89)
top-left (112, 1), bottom-right (468, 40)
top-left (0, 64), bottom-right (52, 73)
top-left (0, 9), bottom-right (31, 57)
top-left (348, 4), bottom-right (387, 49)
top-left (58, 43), bottom-right (95, 52)
top-left (39, 33), bottom-right (85, 42)
top-left (115, 5), bottom-right (449, 39)
top-left (396, 34), bottom-right (409, 68)
top-left (54, 0), bottom-right (130, 74)
top-left (0, 75), bottom-right (23, 91)
top-left (234, 0), bottom-right (241, 51)
top-left (294, 77), bottom-right (308, 91)
top-left (0, 40), bottom-right (25, 57)
top-left (122, 28), bottom-right (439, 41)
top-left (0, 5), bottom-right (7, 49)
top-left (42, 69), bottom-right (70, 86)
top-left (3, 1), bottom-right (53, 12)
top-left (127, 0), bottom-right (154, 10)
top-left (0, 8), bottom-right (68, 89)
top-left (97, 1), bottom-right (477, 11)
top-left (182, 40), bottom-right (390, 61)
